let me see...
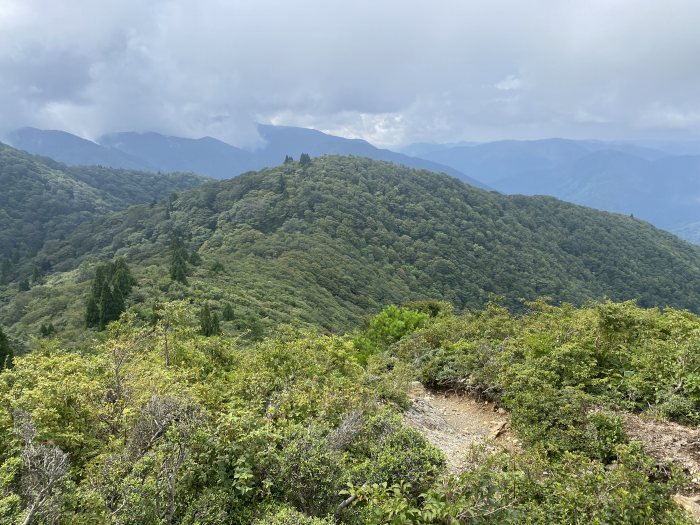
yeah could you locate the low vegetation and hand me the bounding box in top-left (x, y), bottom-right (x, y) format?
top-left (0, 299), bottom-right (698, 523)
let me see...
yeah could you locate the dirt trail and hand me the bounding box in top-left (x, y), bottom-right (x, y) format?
top-left (623, 413), bottom-right (700, 485)
top-left (623, 413), bottom-right (700, 521)
top-left (403, 382), bottom-right (514, 472)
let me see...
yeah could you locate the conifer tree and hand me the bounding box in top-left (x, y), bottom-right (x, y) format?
top-left (284, 154), bottom-right (294, 164)
top-left (85, 259), bottom-right (136, 330)
top-left (85, 296), bottom-right (100, 328)
top-left (222, 303), bottom-right (235, 321)
top-left (189, 250), bottom-right (202, 266)
top-left (112, 257), bottom-right (136, 297)
top-left (169, 235), bottom-right (189, 285)
top-left (299, 152), bottom-right (312, 167)
top-left (198, 304), bottom-right (221, 336)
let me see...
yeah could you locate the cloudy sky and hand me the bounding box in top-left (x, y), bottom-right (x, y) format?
top-left (1, 0), bottom-right (700, 147)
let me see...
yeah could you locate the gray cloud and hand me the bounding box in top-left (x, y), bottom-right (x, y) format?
top-left (1, 0), bottom-right (700, 147)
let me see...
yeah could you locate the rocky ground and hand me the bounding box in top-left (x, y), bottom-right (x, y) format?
top-left (403, 382), bottom-right (514, 472)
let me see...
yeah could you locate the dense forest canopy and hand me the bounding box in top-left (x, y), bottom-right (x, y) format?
top-left (4, 155), bottom-right (700, 342)
top-left (0, 142), bottom-right (208, 267)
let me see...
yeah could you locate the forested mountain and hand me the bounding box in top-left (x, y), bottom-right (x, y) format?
top-left (7, 126), bottom-right (488, 188)
top-left (414, 139), bottom-right (700, 241)
top-left (253, 125), bottom-right (487, 187)
top-left (5, 155), bottom-right (700, 341)
top-left (0, 143), bottom-right (207, 265)
top-left (6, 128), bottom-right (150, 170)
top-left (3, 156), bottom-right (700, 524)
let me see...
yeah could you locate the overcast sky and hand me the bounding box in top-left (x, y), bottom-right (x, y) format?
top-left (2, 0), bottom-right (700, 147)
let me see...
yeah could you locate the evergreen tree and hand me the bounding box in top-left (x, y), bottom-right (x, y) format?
top-left (0, 325), bottom-right (13, 370)
top-left (18, 279), bottom-right (30, 292)
top-left (1, 259), bottom-right (10, 278)
top-left (222, 303), bottom-right (235, 321)
top-left (284, 154), bottom-right (294, 164)
top-left (85, 259), bottom-right (136, 330)
top-left (111, 257), bottom-right (136, 297)
top-left (85, 296), bottom-right (100, 328)
top-left (169, 235), bottom-right (189, 285)
top-left (299, 153), bottom-right (312, 167)
top-left (98, 285), bottom-right (119, 329)
top-left (39, 323), bottom-right (56, 337)
top-left (199, 304), bottom-right (221, 336)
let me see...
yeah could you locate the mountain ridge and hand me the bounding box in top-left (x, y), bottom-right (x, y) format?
top-left (7, 125), bottom-right (489, 189)
top-left (5, 155), bottom-right (700, 341)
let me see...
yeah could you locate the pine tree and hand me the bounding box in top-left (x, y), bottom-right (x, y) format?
top-left (0, 325), bottom-right (13, 371)
top-left (18, 279), bottom-right (30, 292)
top-left (284, 154), bottom-right (294, 164)
top-left (98, 285), bottom-right (118, 329)
top-left (299, 153), bottom-right (312, 167)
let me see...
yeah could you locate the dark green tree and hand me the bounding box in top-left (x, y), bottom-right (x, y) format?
top-left (0, 325), bottom-right (13, 370)
top-left (189, 250), bottom-right (202, 266)
top-left (85, 259), bottom-right (136, 330)
top-left (169, 235), bottom-right (189, 285)
top-left (98, 284), bottom-right (121, 329)
top-left (18, 279), bottom-right (30, 292)
top-left (111, 257), bottom-right (136, 297)
top-left (222, 303), bottom-right (235, 321)
top-left (198, 304), bottom-right (221, 336)
top-left (284, 154), bottom-right (294, 164)
top-left (39, 323), bottom-right (56, 337)
top-left (85, 296), bottom-right (100, 328)
top-left (299, 153), bottom-right (312, 167)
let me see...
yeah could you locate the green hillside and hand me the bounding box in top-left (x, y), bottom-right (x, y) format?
top-left (5, 155), bottom-right (700, 341)
top-left (0, 143), bottom-right (208, 268)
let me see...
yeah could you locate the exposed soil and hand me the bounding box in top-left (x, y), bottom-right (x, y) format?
top-left (623, 413), bottom-right (700, 486)
top-left (403, 382), bottom-right (514, 472)
top-left (404, 385), bottom-right (700, 520)
top-left (623, 413), bottom-right (700, 522)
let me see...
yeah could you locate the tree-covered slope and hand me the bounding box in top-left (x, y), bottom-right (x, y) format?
top-left (7, 155), bottom-right (700, 339)
top-left (0, 143), bottom-right (208, 264)
top-left (415, 139), bottom-right (700, 242)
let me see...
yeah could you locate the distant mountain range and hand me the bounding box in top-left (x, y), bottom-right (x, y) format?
top-left (412, 138), bottom-right (700, 242)
top-left (6, 125), bottom-right (488, 189)
top-left (9, 127), bottom-right (700, 244)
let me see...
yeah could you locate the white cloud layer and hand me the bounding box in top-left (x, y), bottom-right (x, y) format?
top-left (1, 0), bottom-right (700, 146)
